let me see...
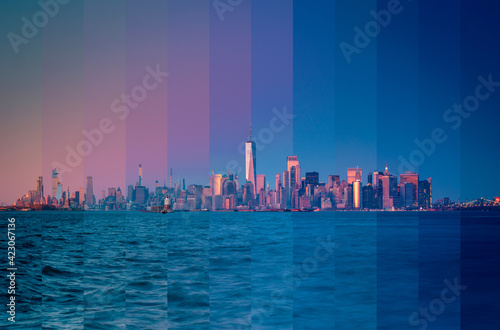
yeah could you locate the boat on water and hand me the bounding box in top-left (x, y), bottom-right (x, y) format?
top-left (160, 195), bottom-right (174, 214)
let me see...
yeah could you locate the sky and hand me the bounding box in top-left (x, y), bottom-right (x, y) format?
top-left (1, 0), bottom-right (500, 204)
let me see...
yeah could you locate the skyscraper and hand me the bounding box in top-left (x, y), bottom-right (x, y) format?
top-left (56, 183), bottom-right (62, 202)
top-left (418, 178), bottom-right (432, 209)
top-left (380, 175), bottom-right (392, 209)
top-left (135, 186), bottom-right (147, 205)
top-left (234, 170), bottom-right (240, 190)
top-left (275, 173), bottom-right (281, 205)
top-left (400, 171), bottom-right (419, 207)
top-left (372, 171), bottom-right (380, 188)
top-left (328, 175), bottom-right (340, 190)
top-left (86, 176), bottom-right (94, 206)
top-left (210, 171), bottom-right (222, 196)
top-left (347, 167), bottom-right (362, 184)
top-left (286, 156), bottom-right (301, 189)
top-left (380, 167), bottom-right (398, 209)
top-left (283, 169), bottom-right (289, 208)
top-left (78, 187), bottom-right (85, 205)
top-left (170, 168), bottom-right (173, 188)
top-left (286, 156), bottom-right (301, 209)
top-left (305, 172), bottom-right (319, 186)
top-left (362, 184), bottom-right (376, 209)
top-left (256, 174), bottom-right (266, 195)
top-left (127, 185), bottom-right (135, 202)
top-left (52, 168), bottom-right (59, 198)
top-left (399, 182), bottom-right (414, 208)
top-left (138, 164), bottom-right (143, 186)
top-left (245, 124), bottom-right (257, 195)
top-left (36, 176), bottom-right (43, 200)
top-left (353, 180), bottom-right (362, 209)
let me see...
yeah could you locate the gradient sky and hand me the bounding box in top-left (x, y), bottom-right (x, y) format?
top-left (1, 0), bottom-right (500, 204)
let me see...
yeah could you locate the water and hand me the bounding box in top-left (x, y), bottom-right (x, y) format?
top-left (1, 211), bottom-right (499, 329)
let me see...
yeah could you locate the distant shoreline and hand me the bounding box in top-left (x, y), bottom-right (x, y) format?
top-left (2, 207), bottom-right (500, 212)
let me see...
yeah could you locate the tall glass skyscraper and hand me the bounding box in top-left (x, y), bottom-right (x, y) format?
top-left (52, 169), bottom-right (59, 198)
top-left (245, 125), bottom-right (256, 196)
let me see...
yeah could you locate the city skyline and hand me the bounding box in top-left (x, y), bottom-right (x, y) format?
top-left (2, 124), bottom-right (497, 206)
top-left (9, 135), bottom-right (499, 211)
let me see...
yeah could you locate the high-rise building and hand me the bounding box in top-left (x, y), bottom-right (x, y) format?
top-left (210, 171), bottom-right (223, 196)
top-left (328, 175), bottom-right (340, 190)
top-left (282, 170), bottom-right (289, 190)
top-left (372, 171), bottom-right (380, 188)
top-left (275, 173), bottom-right (281, 205)
top-left (362, 184), bottom-right (376, 209)
top-left (380, 167), bottom-right (397, 209)
top-left (56, 183), bottom-right (62, 202)
top-left (418, 178), bottom-right (432, 209)
top-left (170, 168), bottom-right (173, 188)
top-left (243, 181), bottom-right (255, 204)
top-left (346, 184), bottom-right (353, 208)
top-left (353, 180), bottom-right (362, 209)
top-left (427, 177), bottom-right (432, 205)
top-left (78, 187), bottom-right (85, 205)
top-left (86, 176), bottom-right (94, 206)
top-left (127, 185), bottom-right (134, 202)
top-left (116, 187), bottom-right (124, 203)
top-left (138, 164), bottom-right (143, 186)
top-left (286, 156), bottom-right (301, 189)
top-left (380, 175), bottom-right (391, 209)
top-left (275, 173), bottom-right (281, 190)
top-left (305, 172), bottom-right (319, 186)
top-left (347, 167), bottom-right (362, 184)
top-left (399, 182), bottom-right (414, 208)
top-left (400, 172), bottom-right (419, 207)
top-left (234, 170), bottom-right (240, 190)
top-left (223, 179), bottom-right (236, 196)
top-left (256, 174), bottom-right (266, 195)
top-left (52, 169), bottom-right (59, 198)
top-left (36, 176), bottom-right (44, 200)
top-left (245, 124), bottom-right (257, 195)
top-left (135, 186), bottom-right (147, 204)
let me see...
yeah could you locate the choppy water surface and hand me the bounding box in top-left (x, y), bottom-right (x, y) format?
top-left (0, 211), bottom-right (499, 329)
